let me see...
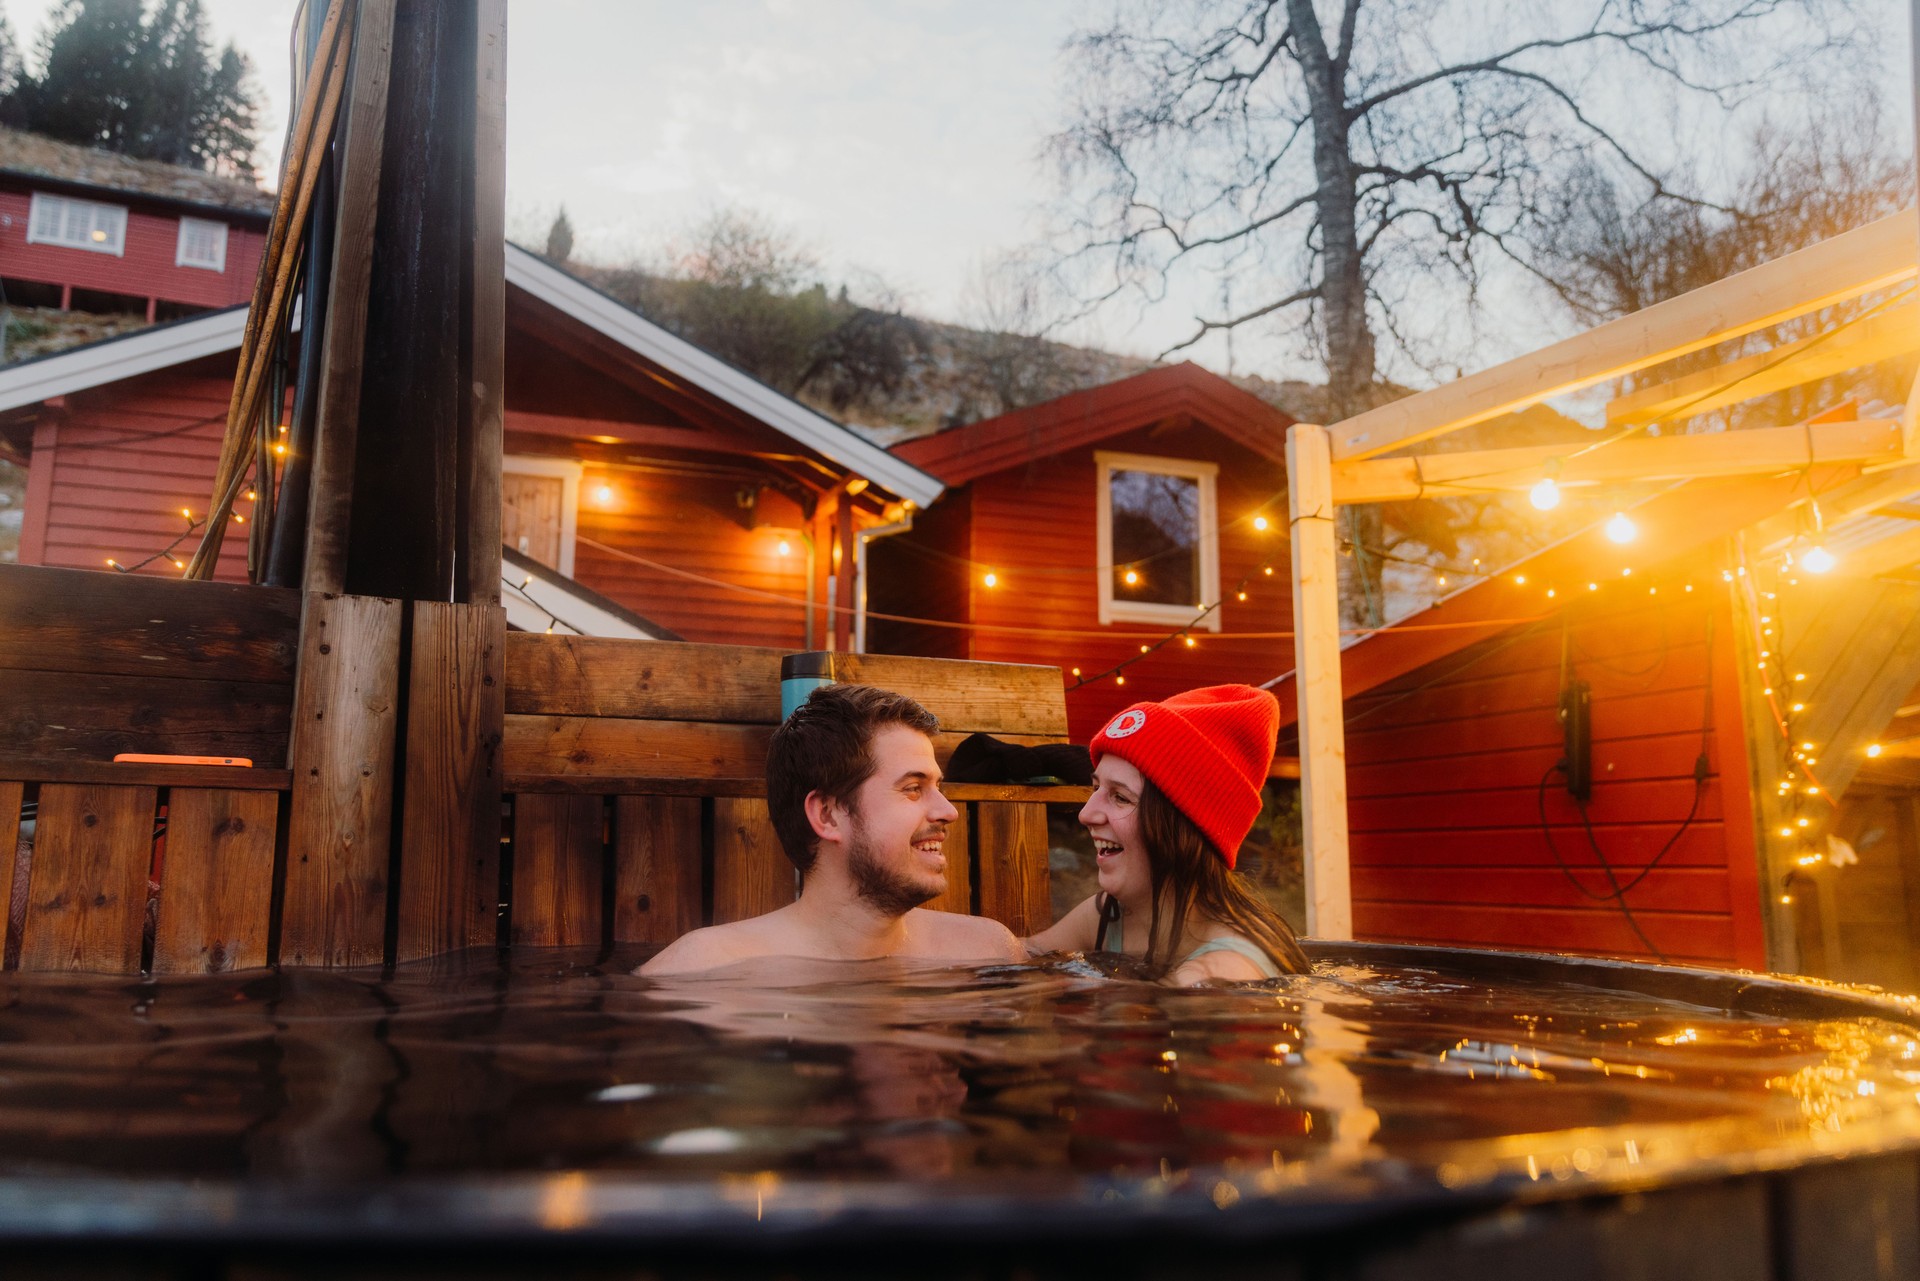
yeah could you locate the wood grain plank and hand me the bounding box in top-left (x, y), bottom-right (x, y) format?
top-left (975, 801), bottom-right (1050, 937)
top-left (465, 0), bottom-right (507, 605)
top-left (504, 716), bottom-right (1059, 781)
top-left (19, 783), bottom-right (156, 972)
top-left (0, 670), bottom-right (294, 767)
top-left (0, 564), bottom-right (300, 683)
top-left (711, 796), bottom-right (793, 924)
top-left (612, 795), bottom-right (703, 945)
top-left (929, 802), bottom-right (971, 915)
top-left (0, 758), bottom-right (290, 791)
top-left (152, 788), bottom-right (277, 973)
top-left (0, 780), bottom-right (22, 968)
top-left (509, 793), bottom-right (604, 947)
top-left (504, 634), bottom-right (784, 721)
top-left (397, 601), bottom-right (506, 962)
top-left (504, 777), bottom-right (1090, 803)
top-left (303, 0), bottom-right (398, 595)
top-left (282, 592), bottom-right (402, 967)
top-left (826, 652), bottom-right (1069, 736)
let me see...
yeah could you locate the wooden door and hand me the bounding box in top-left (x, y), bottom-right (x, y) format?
top-left (502, 472), bottom-right (565, 570)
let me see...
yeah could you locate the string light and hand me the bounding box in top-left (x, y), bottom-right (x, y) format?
top-left (1123, 569), bottom-right (1140, 585)
top-left (776, 539), bottom-right (792, 557)
top-left (1529, 476), bottom-right (1561, 511)
top-left (982, 571), bottom-right (999, 588)
top-left (1252, 514), bottom-right (1270, 532)
top-left (1868, 744), bottom-right (1884, 758)
top-left (593, 483), bottom-right (616, 506)
top-left (1605, 512), bottom-right (1637, 543)
top-left (1802, 545), bottom-right (1836, 573)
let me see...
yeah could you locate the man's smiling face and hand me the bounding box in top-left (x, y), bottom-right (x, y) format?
top-left (839, 724), bottom-right (959, 915)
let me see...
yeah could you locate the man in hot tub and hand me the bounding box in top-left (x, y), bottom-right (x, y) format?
top-left (639, 684), bottom-right (1025, 975)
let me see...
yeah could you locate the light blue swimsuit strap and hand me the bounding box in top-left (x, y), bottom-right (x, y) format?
top-left (1180, 936), bottom-right (1284, 979)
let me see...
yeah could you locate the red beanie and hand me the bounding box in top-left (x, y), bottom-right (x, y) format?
top-left (1089, 684), bottom-right (1278, 869)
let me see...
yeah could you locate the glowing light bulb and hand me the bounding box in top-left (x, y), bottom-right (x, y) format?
top-left (776, 539), bottom-right (792, 557)
top-left (105, 558), bottom-right (118, 567)
top-left (1802, 545), bottom-right (1836, 574)
top-left (1116, 675), bottom-right (1126, 686)
top-left (1252, 515), bottom-right (1270, 532)
top-left (181, 508), bottom-right (192, 519)
top-left (1237, 591), bottom-right (1247, 602)
top-left (1529, 477), bottom-right (1561, 510)
top-left (1605, 512), bottom-right (1637, 543)
top-left (274, 443), bottom-right (286, 455)
top-left (1140, 644), bottom-right (1150, 653)
top-left (1778, 827), bottom-right (1793, 838)
top-left (1868, 743), bottom-right (1884, 758)
top-left (1123, 569), bottom-right (1139, 585)
top-left (594, 484), bottom-right (615, 506)
top-left (983, 572), bottom-right (998, 588)
top-left (1070, 667), bottom-right (1081, 677)
top-left (1437, 575), bottom-right (1448, 587)
top-left (1515, 575), bottom-right (1526, 585)
top-left (1263, 566), bottom-right (1273, 576)
top-left (1184, 636), bottom-right (1196, 648)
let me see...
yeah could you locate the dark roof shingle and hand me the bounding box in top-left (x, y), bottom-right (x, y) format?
top-left (0, 128), bottom-right (273, 215)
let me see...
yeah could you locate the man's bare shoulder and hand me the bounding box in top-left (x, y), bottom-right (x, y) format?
top-left (907, 908), bottom-right (1024, 962)
top-left (637, 916), bottom-right (786, 976)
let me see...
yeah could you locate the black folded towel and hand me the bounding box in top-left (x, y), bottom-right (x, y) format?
top-left (944, 733), bottom-right (1093, 786)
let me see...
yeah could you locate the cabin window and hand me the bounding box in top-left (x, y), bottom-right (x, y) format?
top-left (26, 193), bottom-right (127, 255)
top-left (175, 217), bottom-right (228, 271)
top-left (1095, 451), bottom-right (1221, 631)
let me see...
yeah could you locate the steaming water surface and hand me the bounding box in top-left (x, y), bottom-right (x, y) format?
top-left (2, 947), bottom-right (1918, 1216)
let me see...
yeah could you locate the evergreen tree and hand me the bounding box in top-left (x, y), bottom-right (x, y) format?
top-left (545, 207), bottom-right (574, 264)
top-left (0, 0), bottom-right (260, 176)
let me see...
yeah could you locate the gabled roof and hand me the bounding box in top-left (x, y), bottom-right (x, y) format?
top-left (0, 244), bottom-right (944, 508)
top-left (0, 127), bottom-right (275, 216)
top-left (892, 362), bottom-right (1297, 486)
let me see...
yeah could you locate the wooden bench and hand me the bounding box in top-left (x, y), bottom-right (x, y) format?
top-left (1, 564), bottom-right (1079, 973)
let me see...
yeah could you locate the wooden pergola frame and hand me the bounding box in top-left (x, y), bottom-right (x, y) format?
top-left (1286, 209), bottom-right (1920, 940)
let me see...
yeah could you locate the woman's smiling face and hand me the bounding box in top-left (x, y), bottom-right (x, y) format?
top-left (1080, 754), bottom-right (1150, 908)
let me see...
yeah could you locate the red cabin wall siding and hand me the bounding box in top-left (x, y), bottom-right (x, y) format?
top-left (956, 424), bottom-right (1294, 742)
top-left (27, 365), bottom-right (254, 582)
top-left (0, 187), bottom-right (264, 309)
top-left (565, 464), bottom-right (812, 648)
top-left (1342, 572), bottom-right (1766, 969)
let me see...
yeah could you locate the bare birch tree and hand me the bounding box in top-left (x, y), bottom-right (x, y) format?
top-left (1047, 0), bottom-right (1874, 621)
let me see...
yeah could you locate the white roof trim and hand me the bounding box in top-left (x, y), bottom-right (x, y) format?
top-left (0, 305), bottom-right (247, 413)
top-left (504, 244), bottom-right (943, 508)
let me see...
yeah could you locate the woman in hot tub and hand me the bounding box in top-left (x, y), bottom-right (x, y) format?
top-left (1027, 685), bottom-right (1310, 984)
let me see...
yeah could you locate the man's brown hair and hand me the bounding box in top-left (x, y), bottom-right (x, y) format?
top-left (767, 684), bottom-right (940, 872)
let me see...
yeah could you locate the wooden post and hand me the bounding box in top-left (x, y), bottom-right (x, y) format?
top-left (465, 0), bottom-right (507, 605)
top-left (1286, 424), bottom-right (1353, 940)
top-left (832, 498), bottom-right (855, 651)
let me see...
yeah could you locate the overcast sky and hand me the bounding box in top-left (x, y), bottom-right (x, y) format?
top-left (3, 0), bottom-right (1912, 382)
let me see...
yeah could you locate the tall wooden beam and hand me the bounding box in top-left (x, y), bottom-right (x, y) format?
top-left (1286, 424), bottom-right (1352, 940)
top-left (1328, 211), bottom-right (1918, 462)
top-left (465, 0), bottom-right (507, 607)
top-left (1331, 418), bottom-right (1905, 505)
top-left (1607, 298), bottom-right (1919, 428)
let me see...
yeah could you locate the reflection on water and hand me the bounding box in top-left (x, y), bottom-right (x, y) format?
top-left (2, 947), bottom-right (1918, 1206)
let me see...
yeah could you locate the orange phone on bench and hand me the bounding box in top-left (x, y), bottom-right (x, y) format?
top-left (112, 753), bottom-right (254, 767)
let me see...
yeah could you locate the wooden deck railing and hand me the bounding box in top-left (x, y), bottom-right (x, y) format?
top-left (2, 565), bottom-right (1076, 974)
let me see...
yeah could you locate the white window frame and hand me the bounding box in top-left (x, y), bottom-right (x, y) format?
top-left (26, 192), bottom-right (127, 256)
top-left (502, 455), bottom-right (582, 577)
top-left (1095, 450), bottom-right (1221, 631)
top-left (175, 216), bottom-right (229, 271)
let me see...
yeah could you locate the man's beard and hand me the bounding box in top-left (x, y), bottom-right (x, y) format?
top-left (846, 810), bottom-right (944, 917)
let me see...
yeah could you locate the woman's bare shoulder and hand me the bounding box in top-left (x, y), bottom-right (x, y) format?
top-left (1023, 894), bottom-right (1102, 957)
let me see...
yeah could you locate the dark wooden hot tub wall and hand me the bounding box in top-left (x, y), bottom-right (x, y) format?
top-left (1, 562), bottom-right (1071, 974)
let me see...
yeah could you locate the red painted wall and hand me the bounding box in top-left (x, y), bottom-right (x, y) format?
top-left (1340, 573), bottom-right (1767, 968)
top-left (19, 361), bottom-right (818, 650)
top-left (23, 364), bottom-right (255, 582)
top-left (0, 186), bottom-right (264, 309)
top-left (886, 423), bottom-right (1295, 742)
top-left (571, 462), bottom-right (812, 648)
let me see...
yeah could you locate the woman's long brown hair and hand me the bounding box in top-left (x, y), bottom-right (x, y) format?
top-left (1102, 779), bottom-right (1309, 979)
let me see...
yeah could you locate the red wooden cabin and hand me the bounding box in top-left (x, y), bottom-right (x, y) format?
top-left (0, 129), bottom-right (270, 320)
top-left (0, 245), bottom-right (942, 648)
top-left (874, 363), bottom-right (1298, 742)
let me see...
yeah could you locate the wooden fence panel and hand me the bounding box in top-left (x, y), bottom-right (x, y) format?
top-left (827, 653), bottom-right (1069, 736)
top-left (0, 670), bottom-right (294, 766)
top-left (282, 593), bottom-right (402, 967)
top-left (504, 716), bottom-right (772, 781)
top-left (506, 635), bottom-right (782, 722)
top-left (510, 793), bottom-right (604, 948)
top-left (976, 801), bottom-right (1051, 937)
top-left (712, 796), bottom-right (792, 924)
top-left (931, 803), bottom-right (972, 915)
top-left (612, 795), bottom-right (703, 945)
top-left (397, 601), bottom-right (506, 962)
top-left (152, 788), bottom-right (277, 973)
top-left (0, 565), bottom-right (300, 683)
top-left (0, 779), bottom-right (22, 967)
top-left (19, 783), bottom-right (156, 972)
